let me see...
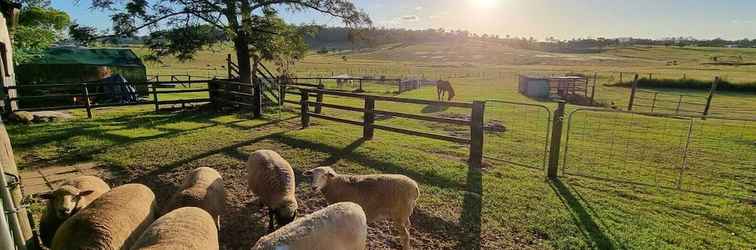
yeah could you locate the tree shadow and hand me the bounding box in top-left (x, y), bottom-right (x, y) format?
top-left (421, 104), bottom-right (450, 113)
top-left (549, 178), bottom-right (618, 249)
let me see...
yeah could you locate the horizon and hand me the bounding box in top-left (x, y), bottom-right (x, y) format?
top-left (52, 0), bottom-right (756, 41)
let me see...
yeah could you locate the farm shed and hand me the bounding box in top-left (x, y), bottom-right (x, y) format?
top-left (16, 47), bottom-right (147, 87)
top-left (519, 75), bottom-right (588, 99)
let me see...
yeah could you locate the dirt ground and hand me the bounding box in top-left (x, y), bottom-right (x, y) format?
top-left (52, 141), bottom-right (480, 250)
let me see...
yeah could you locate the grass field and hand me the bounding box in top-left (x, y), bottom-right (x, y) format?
top-left (9, 43), bottom-right (756, 249)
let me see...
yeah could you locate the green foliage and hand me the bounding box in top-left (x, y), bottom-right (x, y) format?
top-left (13, 5), bottom-right (71, 64)
top-left (13, 25), bottom-right (56, 64)
top-left (144, 24), bottom-right (226, 62)
top-left (608, 78), bottom-right (756, 92)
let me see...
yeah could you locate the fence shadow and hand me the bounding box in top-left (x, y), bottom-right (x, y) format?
top-left (549, 178), bottom-right (618, 249)
top-left (456, 167), bottom-right (482, 249)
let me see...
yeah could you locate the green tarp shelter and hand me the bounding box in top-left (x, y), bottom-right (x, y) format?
top-left (15, 47), bottom-right (147, 85)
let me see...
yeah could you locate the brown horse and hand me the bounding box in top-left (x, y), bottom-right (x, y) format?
top-left (436, 80), bottom-right (455, 101)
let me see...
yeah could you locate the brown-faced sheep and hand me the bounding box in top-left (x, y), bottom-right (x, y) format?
top-left (130, 207), bottom-right (219, 250)
top-left (161, 167), bottom-right (224, 227)
top-left (51, 183), bottom-right (157, 250)
top-left (247, 150), bottom-right (298, 232)
top-left (252, 202), bottom-right (367, 250)
top-left (38, 175), bottom-right (110, 247)
top-left (303, 167), bottom-right (419, 250)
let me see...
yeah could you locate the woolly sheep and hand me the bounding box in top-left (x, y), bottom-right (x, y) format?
top-left (130, 207), bottom-right (219, 250)
top-left (51, 183), bottom-right (157, 250)
top-left (38, 175), bottom-right (110, 247)
top-left (303, 167), bottom-right (419, 250)
top-left (246, 149), bottom-right (298, 231)
top-left (162, 167), bottom-right (225, 227)
top-left (252, 202), bottom-right (367, 250)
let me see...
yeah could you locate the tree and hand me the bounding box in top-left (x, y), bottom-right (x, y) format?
top-left (84, 0), bottom-right (371, 84)
top-left (13, 5), bottom-right (71, 63)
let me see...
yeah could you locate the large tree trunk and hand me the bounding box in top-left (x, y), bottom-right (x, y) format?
top-left (234, 35), bottom-right (252, 84)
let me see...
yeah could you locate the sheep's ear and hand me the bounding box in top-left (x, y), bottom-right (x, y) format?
top-left (303, 170), bottom-right (313, 176)
top-left (78, 190), bottom-right (95, 197)
top-left (38, 192), bottom-right (54, 200)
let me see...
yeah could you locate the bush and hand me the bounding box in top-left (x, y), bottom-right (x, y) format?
top-left (607, 78), bottom-right (756, 92)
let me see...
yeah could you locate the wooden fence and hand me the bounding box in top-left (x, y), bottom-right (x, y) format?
top-left (283, 87), bottom-right (485, 168)
top-left (4, 79), bottom-right (214, 118)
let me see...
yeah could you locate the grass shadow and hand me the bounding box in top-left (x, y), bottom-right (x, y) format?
top-left (421, 104), bottom-right (450, 113)
top-left (456, 167), bottom-right (482, 249)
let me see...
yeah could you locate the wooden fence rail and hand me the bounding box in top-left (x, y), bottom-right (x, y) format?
top-left (289, 87), bottom-right (485, 168)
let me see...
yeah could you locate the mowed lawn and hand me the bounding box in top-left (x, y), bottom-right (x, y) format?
top-left (10, 45), bottom-right (756, 249)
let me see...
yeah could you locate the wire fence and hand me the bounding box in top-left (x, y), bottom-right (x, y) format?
top-left (562, 109), bottom-right (755, 200)
top-left (632, 89), bottom-right (708, 115)
top-left (483, 100), bottom-right (551, 170)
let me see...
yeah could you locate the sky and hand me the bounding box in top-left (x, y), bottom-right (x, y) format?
top-left (51, 0), bottom-right (756, 40)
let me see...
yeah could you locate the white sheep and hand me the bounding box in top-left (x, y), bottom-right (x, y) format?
top-left (162, 167), bottom-right (225, 228)
top-left (130, 207), bottom-right (219, 250)
top-left (38, 175), bottom-right (111, 247)
top-left (303, 167), bottom-right (419, 250)
top-left (246, 149), bottom-right (299, 231)
top-left (51, 183), bottom-right (157, 250)
top-left (252, 202), bottom-right (367, 250)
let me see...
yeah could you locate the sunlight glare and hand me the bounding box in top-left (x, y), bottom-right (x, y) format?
top-left (474, 0), bottom-right (498, 8)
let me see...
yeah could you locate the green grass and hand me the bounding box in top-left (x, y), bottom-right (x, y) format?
top-left (9, 43), bottom-right (756, 249)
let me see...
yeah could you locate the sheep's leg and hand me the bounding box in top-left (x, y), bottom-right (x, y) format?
top-left (267, 208), bottom-right (276, 232)
top-left (395, 218), bottom-right (412, 250)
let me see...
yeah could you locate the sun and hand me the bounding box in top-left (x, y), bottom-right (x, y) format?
top-left (473, 0), bottom-right (498, 8)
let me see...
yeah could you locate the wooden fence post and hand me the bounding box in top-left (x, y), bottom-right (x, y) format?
top-left (469, 101), bottom-right (485, 169)
top-left (675, 95), bottom-right (683, 114)
top-left (152, 83), bottom-right (159, 112)
top-left (82, 83), bottom-right (93, 118)
top-left (300, 89), bottom-right (310, 128)
top-left (253, 79), bottom-right (262, 118)
top-left (619, 72), bottom-right (623, 83)
top-left (703, 76), bottom-right (719, 117)
top-left (315, 83), bottom-right (324, 114)
top-left (279, 80), bottom-right (286, 105)
top-left (363, 96), bottom-right (375, 140)
top-left (627, 74), bottom-right (639, 111)
top-left (547, 101), bottom-right (566, 179)
top-left (650, 92), bottom-right (658, 112)
top-left (208, 80), bottom-right (218, 110)
top-left (226, 54), bottom-right (233, 79)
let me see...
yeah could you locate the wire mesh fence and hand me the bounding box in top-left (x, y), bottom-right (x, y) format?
top-left (632, 89), bottom-right (707, 115)
top-left (562, 109), bottom-right (755, 200)
top-left (483, 100), bottom-right (551, 170)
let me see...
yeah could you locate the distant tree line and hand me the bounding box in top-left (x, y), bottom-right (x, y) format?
top-left (304, 27), bottom-right (756, 53)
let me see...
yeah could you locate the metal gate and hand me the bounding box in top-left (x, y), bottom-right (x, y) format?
top-left (483, 100), bottom-right (551, 171)
top-left (562, 109), bottom-right (756, 200)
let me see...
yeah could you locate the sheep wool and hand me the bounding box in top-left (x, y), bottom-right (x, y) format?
top-left (39, 175), bottom-right (111, 247)
top-left (51, 183), bottom-right (157, 250)
top-left (130, 207), bottom-right (219, 250)
top-left (246, 150), bottom-right (298, 231)
top-left (162, 167), bottom-right (225, 227)
top-left (304, 167), bottom-right (419, 250)
top-left (252, 202), bottom-right (367, 250)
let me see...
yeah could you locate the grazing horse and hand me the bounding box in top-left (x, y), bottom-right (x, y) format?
top-left (436, 80), bottom-right (455, 101)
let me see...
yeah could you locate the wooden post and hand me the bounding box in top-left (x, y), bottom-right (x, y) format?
top-left (547, 101), bottom-right (566, 179)
top-left (300, 89), bottom-right (310, 128)
top-left (152, 83), bottom-right (159, 111)
top-left (82, 83), bottom-right (93, 118)
top-left (649, 73), bottom-right (653, 80)
top-left (0, 118), bottom-right (33, 249)
top-left (469, 101), bottom-right (485, 168)
top-left (315, 83), bottom-right (324, 114)
top-left (650, 92), bottom-right (658, 112)
top-left (627, 74), bottom-right (639, 111)
top-left (619, 72), bottom-right (623, 83)
top-left (363, 96), bottom-right (375, 140)
top-left (253, 79), bottom-right (262, 118)
top-left (357, 79), bottom-right (364, 92)
top-left (279, 81), bottom-right (286, 105)
top-left (226, 54), bottom-right (232, 79)
top-left (208, 80), bottom-right (218, 110)
top-left (702, 76), bottom-right (719, 117)
top-left (675, 95), bottom-right (683, 114)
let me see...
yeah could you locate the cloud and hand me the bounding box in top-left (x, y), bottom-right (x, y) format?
top-left (732, 20), bottom-right (754, 24)
top-left (401, 15), bottom-right (420, 22)
top-left (415, 6), bottom-right (423, 11)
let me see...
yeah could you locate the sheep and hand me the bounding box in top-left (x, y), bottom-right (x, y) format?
top-left (303, 167), bottom-right (419, 250)
top-left (130, 207), bottom-right (219, 250)
top-left (38, 175), bottom-right (111, 247)
top-left (161, 167), bottom-right (224, 228)
top-left (252, 202), bottom-right (367, 250)
top-left (246, 149), bottom-right (298, 232)
top-left (51, 183), bottom-right (157, 250)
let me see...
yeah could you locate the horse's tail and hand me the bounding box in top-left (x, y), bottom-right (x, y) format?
top-left (447, 82), bottom-right (456, 101)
